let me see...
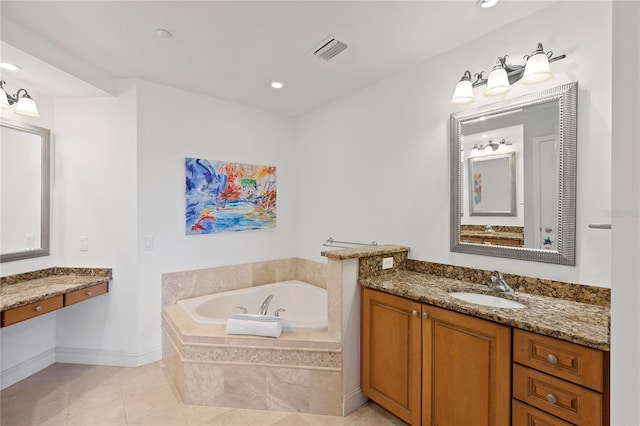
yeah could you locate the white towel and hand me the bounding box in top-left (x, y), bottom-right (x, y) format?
top-left (225, 313), bottom-right (283, 338)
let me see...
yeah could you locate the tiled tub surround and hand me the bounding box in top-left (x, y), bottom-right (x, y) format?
top-left (360, 270), bottom-right (609, 351)
top-left (0, 267), bottom-right (112, 312)
top-left (162, 257), bottom-right (346, 416)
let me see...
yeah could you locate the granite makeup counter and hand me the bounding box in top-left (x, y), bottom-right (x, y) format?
top-left (359, 269), bottom-right (609, 350)
top-left (0, 267), bottom-right (112, 327)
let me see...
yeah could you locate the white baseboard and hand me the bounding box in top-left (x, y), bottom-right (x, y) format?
top-left (343, 387), bottom-right (368, 416)
top-left (55, 346), bottom-right (162, 367)
top-left (0, 348), bottom-right (56, 390)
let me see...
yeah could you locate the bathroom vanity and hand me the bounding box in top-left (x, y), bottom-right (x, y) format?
top-left (0, 267), bottom-right (112, 327)
top-left (359, 270), bottom-right (609, 426)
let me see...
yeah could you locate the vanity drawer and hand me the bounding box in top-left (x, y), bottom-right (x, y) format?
top-left (513, 364), bottom-right (602, 425)
top-left (1, 295), bottom-right (64, 327)
top-left (514, 329), bottom-right (604, 391)
top-left (512, 399), bottom-right (574, 426)
top-left (64, 282), bottom-right (108, 306)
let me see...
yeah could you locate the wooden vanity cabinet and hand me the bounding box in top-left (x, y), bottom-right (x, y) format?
top-left (512, 329), bottom-right (609, 426)
top-left (361, 286), bottom-right (422, 425)
top-left (422, 304), bottom-right (511, 426)
top-left (361, 287), bottom-right (511, 426)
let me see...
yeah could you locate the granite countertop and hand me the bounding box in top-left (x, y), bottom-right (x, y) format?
top-left (360, 270), bottom-right (610, 351)
top-left (460, 231), bottom-right (524, 241)
top-left (321, 244), bottom-right (409, 260)
top-left (0, 268), bottom-right (112, 312)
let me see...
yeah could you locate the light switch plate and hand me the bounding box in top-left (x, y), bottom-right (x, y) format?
top-left (382, 257), bottom-right (393, 269)
top-left (79, 236), bottom-right (88, 251)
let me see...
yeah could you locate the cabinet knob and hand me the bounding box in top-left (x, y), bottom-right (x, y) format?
top-left (546, 393), bottom-right (557, 404)
top-left (35, 305), bottom-right (42, 312)
top-left (411, 310), bottom-right (418, 317)
top-left (86, 291), bottom-right (93, 296)
top-left (422, 312), bottom-right (428, 319)
top-left (546, 353), bottom-right (558, 364)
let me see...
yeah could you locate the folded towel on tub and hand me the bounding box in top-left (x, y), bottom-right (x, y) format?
top-left (225, 313), bottom-right (283, 338)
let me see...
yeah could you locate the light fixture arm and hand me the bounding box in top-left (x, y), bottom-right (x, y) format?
top-left (466, 43), bottom-right (565, 88)
top-left (0, 80), bottom-right (33, 105)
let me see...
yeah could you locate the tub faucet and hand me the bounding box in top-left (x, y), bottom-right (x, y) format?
top-left (488, 271), bottom-right (515, 293)
top-left (258, 295), bottom-right (274, 315)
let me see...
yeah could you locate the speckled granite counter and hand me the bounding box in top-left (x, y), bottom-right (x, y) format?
top-left (360, 270), bottom-right (610, 351)
top-left (0, 267), bottom-right (112, 312)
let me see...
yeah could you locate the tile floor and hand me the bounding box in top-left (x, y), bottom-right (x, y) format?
top-left (0, 361), bottom-right (406, 425)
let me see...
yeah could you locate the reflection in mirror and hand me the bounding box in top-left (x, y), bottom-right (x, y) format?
top-left (450, 82), bottom-right (577, 265)
top-left (468, 152), bottom-right (516, 216)
top-left (0, 118), bottom-right (50, 262)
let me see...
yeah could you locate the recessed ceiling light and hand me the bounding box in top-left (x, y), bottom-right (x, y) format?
top-left (155, 29), bottom-right (172, 39)
top-left (477, 0), bottom-right (499, 8)
top-left (271, 81), bottom-right (285, 90)
top-left (0, 62), bottom-right (22, 71)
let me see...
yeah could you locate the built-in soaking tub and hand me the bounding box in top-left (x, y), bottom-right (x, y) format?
top-left (177, 280), bottom-right (328, 331)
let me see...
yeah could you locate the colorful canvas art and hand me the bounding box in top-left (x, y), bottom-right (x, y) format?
top-left (185, 158), bottom-right (276, 235)
top-left (473, 173), bottom-right (482, 205)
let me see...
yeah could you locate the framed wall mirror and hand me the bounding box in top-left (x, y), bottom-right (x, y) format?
top-left (450, 82), bottom-right (577, 265)
top-left (1, 117), bottom-right (51, 262)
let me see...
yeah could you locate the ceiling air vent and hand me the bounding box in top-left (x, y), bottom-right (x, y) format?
top-left (312, 36), bottom-right (348, 61)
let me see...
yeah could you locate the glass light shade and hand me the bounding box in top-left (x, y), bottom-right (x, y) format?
top-left (15, 96), bottom-right (39, 117)
top-left (483, 144), bottom-right (493, 154)
top-left (497, 142), bottom-right (508, 152)
top-left (451, 80), bottom-right (474, 105)
top-left (470, 145), bottom-right (480, 157)
top-left (0, 90), bottom-right (10, 109)
top-left (485, 67), bottom-right (510, 96)
top-left (522, 53), bottom-right (552, 84)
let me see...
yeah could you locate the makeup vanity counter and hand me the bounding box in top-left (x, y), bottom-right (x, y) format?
top-left (0, 267), bottom-right (112, 327)
top-left (359, 269), bottom-right (609, 350)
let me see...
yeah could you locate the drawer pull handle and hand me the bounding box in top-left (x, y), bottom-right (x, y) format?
top-left (546, 393), bottom-right (557, 404)
top-left (35, 306), bottom-right (43, 312)
top-left (546, 354), bottom-right (558, 364)
top-left (86, 291), bottom-right (93, 296)
top-left (411, 310), bottom-right (418, 317)
top-left (422, 312), bottom-right (428, 319)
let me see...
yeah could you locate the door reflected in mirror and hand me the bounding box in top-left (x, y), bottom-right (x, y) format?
top-left (450, 82), bottom-right (577, 265)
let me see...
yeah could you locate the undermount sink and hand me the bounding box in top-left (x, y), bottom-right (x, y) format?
top-left (448, 292), bottom-right (526, 309)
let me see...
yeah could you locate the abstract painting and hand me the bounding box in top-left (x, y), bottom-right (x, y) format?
top-left (185, 157), bottom-right (276, 235)
top-left (473, 173), bottom-right (482, 205)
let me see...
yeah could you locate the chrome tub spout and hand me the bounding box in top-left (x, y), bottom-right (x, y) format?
top-left (258, 294), bottom-right (274, 315)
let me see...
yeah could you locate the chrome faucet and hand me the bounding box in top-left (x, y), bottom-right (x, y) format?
top-left (488, 271), bottom-right (515, 293)
top-left (258, 294), bottom-right (274, 315)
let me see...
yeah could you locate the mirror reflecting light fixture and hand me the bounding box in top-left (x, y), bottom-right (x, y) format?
top-left (450, 43), bottom-right (565, 105)
top-left (0, 80), bottom-right (40, 117)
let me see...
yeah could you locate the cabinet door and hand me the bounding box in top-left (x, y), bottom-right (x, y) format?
top-left (422, 305), bottom-right (511, 426)
top-left (361, 287), bottom-right (422, 425)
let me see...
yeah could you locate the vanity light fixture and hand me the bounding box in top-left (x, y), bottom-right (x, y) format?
top-left (451, 43), bottom-right (565, 105)
top-left (471, 139), bottom-right (512, 156)
top-left (0, 80), bottom-right (40, 117)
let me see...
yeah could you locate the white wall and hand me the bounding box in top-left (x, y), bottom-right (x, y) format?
top-left (134, 80), bottom-right (297, 355)
top-left (610, 1), bottom-right (640, 424)
top-left (296, 1), bottom-right (612, 287)
top-left (52, 81), bottom-right (139, 365)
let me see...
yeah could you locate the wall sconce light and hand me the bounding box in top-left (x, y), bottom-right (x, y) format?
top-left (451, 43), bottom-right (566, 105)
top-left (0, 80), bottom-right (40, 117)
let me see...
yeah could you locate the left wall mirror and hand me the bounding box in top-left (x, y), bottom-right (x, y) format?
top-left (1, 117), bottom-right (50, 262)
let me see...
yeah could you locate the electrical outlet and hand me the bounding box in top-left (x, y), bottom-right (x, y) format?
top-left (382, 257), bottom-right (394, 269)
